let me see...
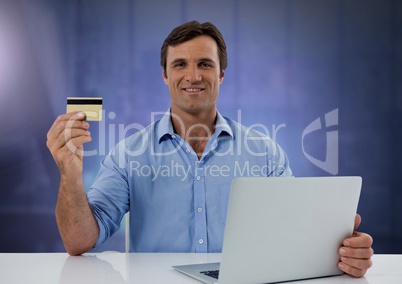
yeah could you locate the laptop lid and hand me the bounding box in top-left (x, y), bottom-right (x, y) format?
top-left (173, 176), bottom-right (362, 284)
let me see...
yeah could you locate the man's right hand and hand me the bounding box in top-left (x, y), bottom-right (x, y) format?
top-left (46, 112), bottom-right (92, 179)
top-left (46, 112), bottom-right (98, 255)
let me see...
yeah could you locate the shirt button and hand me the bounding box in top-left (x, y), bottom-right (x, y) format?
top-left (171, 135), bottom-right (176, 139)
top-left (186, 148), bottom-right (191, 153)
top-left (199, 239), bottom-right (204, 244)
top-left (196, 176), bottom-right (201, 181)
top-left (197, 207), bottom-right (203, 213)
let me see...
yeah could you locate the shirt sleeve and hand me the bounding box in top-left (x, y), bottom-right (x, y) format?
top-left (87, 142), bottom-right (130, 248)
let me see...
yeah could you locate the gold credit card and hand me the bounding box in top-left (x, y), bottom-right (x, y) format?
top-left (66, 97), bottom-right (103, 121)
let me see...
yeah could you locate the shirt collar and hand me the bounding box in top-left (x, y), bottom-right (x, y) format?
top-left (157, 109), bottom-right (234, 143)
top-left (215, 110), bottom-right (234, 139)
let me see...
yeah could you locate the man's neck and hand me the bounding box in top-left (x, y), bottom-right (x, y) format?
top-left (171, 107), bottom-right (217, 159)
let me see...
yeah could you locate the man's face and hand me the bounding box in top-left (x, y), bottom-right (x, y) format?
top-left (163, 35), bottom-right (224, 116)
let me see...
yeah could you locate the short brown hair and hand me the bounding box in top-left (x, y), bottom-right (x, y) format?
top-left (160, 21), bottom-right (228, 76)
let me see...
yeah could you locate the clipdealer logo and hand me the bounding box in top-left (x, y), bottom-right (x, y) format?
top-left (302, 108), bottom-right (339, 175)
top-left (65, 108), bottom-right (339, 175)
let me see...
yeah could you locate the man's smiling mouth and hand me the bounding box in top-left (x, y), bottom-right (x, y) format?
top-left (183, 88), bottom-right (204, 92)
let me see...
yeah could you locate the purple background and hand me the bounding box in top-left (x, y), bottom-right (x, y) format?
top-left (0, 0), bottom-right (401, 253)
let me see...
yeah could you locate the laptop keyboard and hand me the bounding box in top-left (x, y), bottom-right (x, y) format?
top-left (200, 270), bottom-right (220, 279)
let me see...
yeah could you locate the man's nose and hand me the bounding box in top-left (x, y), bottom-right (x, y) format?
top-left (184, 66), bottom-right (202, 83)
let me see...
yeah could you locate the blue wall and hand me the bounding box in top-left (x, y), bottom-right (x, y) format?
top-left (0, 0), bottom-right (401, 253)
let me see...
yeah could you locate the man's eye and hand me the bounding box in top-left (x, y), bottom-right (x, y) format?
top-left (200, 63), bottom-right (211, 68)
top-left (174, 63), bottom-right (185, 68)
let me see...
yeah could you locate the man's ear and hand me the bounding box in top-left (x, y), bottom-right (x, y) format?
top-left (162, 69), bottom-right (168, 85)
top-left (219, 69), bottom-right (225, 84)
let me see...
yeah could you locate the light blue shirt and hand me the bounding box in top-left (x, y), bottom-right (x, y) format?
top-left (88, 110), bottom-right (292, 252)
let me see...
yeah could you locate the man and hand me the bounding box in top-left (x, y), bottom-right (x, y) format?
top-left (46, 21), bottom-right (373, 277)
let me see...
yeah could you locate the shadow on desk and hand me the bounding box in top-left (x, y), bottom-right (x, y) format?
top-left (60, 255), bottom-right (126, 284)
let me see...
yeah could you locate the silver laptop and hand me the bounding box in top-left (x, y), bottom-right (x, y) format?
top-left (173, 176), bottom-right (362, 284)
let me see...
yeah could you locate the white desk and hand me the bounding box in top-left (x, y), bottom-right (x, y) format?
top-left (0, 253), bottom-right (400, 284)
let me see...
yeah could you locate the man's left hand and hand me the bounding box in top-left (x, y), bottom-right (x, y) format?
top-left (338, 214), bottom-right (374, 277)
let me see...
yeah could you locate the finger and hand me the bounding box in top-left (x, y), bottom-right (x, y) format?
top-left (65, 136), bottom-right (92, 156)
top-left (47, 117), bottom-right (90, 151)
top-left (49, 120), bottom-right (90, 144)
top-left (50, 129), bottom-right (91, 153)
top-left (339, 245), bottom-right (374, 259)
top-left (343, 232), bottom-right (373, 248)
top-left (354, 214), bottom-right (361, 231)
top-left (53, 135), bottom-right (91, 163)
top-left (50, 111), bottom-right (86, 130)
top-left (339, 255), bottom-right (373, 270)
top-left (63, 128), bottom-right (91, 140)
top-left (338, 261), bottom-right (367, 278)
top-left (47, 112), bottom-right (87, 140)
top-left (58, 129), bottom-right (91, 147)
